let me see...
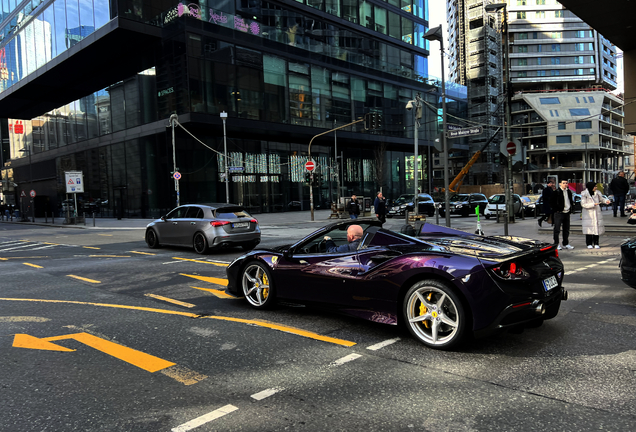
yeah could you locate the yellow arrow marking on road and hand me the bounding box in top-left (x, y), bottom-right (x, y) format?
top-left (67, 275), bottom-right (101, 283)
top-left (23, 263), bottom-right (43, 268)
top-left (180, 273), bottom-right (228, 286)
top-left (173, 257), bottom-right (229, 267)
top-left (13, 332), bottom-right (176, 372)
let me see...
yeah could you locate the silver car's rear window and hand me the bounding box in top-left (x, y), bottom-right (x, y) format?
top-left (216, 209), bottom-right (251, 219)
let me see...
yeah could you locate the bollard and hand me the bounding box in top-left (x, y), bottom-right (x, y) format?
top-left (45, 212), bottom-right (48, 224)
top-left (83, 212), bottom-right (86, 226)
top-left (93, 212), bottom-right (96, 227)
top-left (496, 204), bottom-right (500, 223)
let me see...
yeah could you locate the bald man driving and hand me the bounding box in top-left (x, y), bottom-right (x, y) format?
top-left (323, 224), bottom-right (364, 253)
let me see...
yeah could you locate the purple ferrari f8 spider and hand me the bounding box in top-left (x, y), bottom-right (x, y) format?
top-left (226, 219), bottom-right (567, 349)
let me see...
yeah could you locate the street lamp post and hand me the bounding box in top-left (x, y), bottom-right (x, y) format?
top-left (405, 93), bottom-right (423, 216)
top-left (424, 25), bottom-right (451, 227)
top-left (486, 2), bottom-right (512, 231)
top-left (169, 114), bottom-right (180, 208)
top-left (220, 111), bottom-right (230, 203)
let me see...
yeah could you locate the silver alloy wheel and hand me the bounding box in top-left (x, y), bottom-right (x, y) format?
top-left (405, 283), bottom-right (462, 347)
top-left (242, 263), bottom-right (272, 308)
top-left (193, 232), bottom-right (208, 254)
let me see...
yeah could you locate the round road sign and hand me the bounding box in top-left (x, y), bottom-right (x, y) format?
top-left (305, 160), bottom-right (316, 172)
top-left (30, 190), bottom-right (36, 198)
top-left (173, 171), bottom-right (181, 180)
top-left (506, 142), bottom-right (516, 156)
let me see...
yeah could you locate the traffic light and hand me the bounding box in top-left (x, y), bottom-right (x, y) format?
top-left (375, 113), bottom-right (382, 130)
top-left (305, 172), bottom-right (311, 183)
top-left (364, 113), bottom-right (371, 130)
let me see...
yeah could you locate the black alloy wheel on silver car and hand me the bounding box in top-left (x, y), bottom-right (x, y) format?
top-left (403, 279), bottom-right (467, 349)
top-left (241, 261), bottom-right (275, 308)
top-left (193, 232), bottom-right (208, 254)
top-left (145, 229), bottom-right (160, 249)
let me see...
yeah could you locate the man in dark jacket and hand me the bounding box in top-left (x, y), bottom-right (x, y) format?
top-left (537, 179), bottom-right (555, 227)
top-left (374, 191), bottom-right (387, 225)
top-left (324, 225), bottom-right (363, 253)
top-left (549, 179), bottom-right (575, 250)
top-left (347, 194), bottom-right (360, 219)
top-left (609, 171), bottom-right (630, 217)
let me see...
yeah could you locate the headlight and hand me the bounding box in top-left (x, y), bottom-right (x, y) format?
top-left (455, 204), bottom-right (462, 209)
top-left (400, 205), bottom-right (407, 209)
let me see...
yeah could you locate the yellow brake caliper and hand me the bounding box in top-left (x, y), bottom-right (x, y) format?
top-left (419, 292), bottom-right (433, 328)
top-left (262, 273), bottom-right (269, 299)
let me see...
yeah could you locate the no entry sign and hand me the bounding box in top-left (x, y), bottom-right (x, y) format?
top-left (506, 142), bottom-right (516, 156)
top-left (305, 160), bottom-right (316, 172)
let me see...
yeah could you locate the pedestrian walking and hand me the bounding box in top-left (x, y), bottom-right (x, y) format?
top-left (549, 179), bottom-right (575, 250)
top-left (609, 171), bottom-right (629, 217)
top-left (374, 191), bottom-right (387, 226)
top-left (581, 181), bottom-right (610, 249)
top-left (537, 179), bottom-right (555, 227)
top-left (347, 194), bottom-right (360, 219)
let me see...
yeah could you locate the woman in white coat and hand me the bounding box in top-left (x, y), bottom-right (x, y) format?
top-left (581, 181), bottom-right (609, 249)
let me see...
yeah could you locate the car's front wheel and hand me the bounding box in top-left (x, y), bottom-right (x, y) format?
top-left (403, 279), bottom-right (467, 349)
top-left (193, 232), bottom-right (208, 254)
top-left (146, 229), bottom-right (160, 249)
top-left (241, 261), bottom-right (275, 308)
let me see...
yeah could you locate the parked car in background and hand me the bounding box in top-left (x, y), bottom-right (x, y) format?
top-left (484, 194), bottom-right (523, 219)
top-left (145, 203), bottom-right (261, 254)
top-left (438, 193), bottom-right (489, 217)
top-left (387, 193), bottom-right (436, 218)
top-left (521, 195), bottom-right (541, 216)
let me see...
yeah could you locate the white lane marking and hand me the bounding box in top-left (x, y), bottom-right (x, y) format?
top-left (171, 404), bottom-right (238, 432)
top-left (29, 244), bottom-right (59, 251)
top-left (162, 261), bottom-right (182, 265)
top-left (366, 337), bottom-right (401, 351)
top-left (251, 387), bottom-right (284, 401)
top-left (330, 353), bottom-right (362, 367)
top-left (0, 244), bottom-right (37, 251)
top-left (0, 241), bottom-right (25, 246)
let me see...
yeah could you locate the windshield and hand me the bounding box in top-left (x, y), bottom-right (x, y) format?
top-left (489, 195), bottom-right (506, 204)
top-left (418, 195), bottom-right (433, 202)
top-left (394, 195), bottom-right (414, 204)
top-left (450, 194), bottom-right (470, 202)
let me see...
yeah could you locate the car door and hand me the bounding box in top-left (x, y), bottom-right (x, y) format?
top-left (179, 206), bottom-right (205, 245)
top-left (159, 206), bottom-right (189, 245)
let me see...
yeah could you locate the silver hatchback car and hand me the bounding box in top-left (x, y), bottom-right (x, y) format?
top-left (145, 204), bottom-right (261, 254)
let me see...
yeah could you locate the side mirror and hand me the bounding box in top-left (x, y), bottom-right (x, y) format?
top-left (161, 216), bottom-right (167, 221)
top-left (282, 249), bottom-right (292, 259)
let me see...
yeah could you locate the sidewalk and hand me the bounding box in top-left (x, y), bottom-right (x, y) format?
top-left (1, 209), bottom-right (631, 255)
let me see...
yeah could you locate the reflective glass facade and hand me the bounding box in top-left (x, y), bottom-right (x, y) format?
top-left (0, 0), bottom-right (467, 217)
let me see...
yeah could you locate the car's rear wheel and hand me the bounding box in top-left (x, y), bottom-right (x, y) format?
top-left (403, 279), bottom-right (467, 349)
top-left (145, 229), bottom-right (160, 249)
top-left (241, 262), bottom-right (275, 308)
top-left (193, 232), bottom-right (208, 254)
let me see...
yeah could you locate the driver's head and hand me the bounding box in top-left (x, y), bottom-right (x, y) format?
top-left (347, 225), bottom-right (364, 242)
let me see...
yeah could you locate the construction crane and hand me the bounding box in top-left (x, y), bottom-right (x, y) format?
top-left (447, 127), bottom-right (502, 193)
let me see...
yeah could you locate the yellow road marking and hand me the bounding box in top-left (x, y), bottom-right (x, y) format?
top-left (23, 263), bottom-right (43, 268)
top-left (191, 286), bottom-right (239, 299)
top-left (144, 294), bottom-right (195, 308)
top-left (130, 251), bottom-right (156, 255)
top-left (180, 273), bottom-right (228, 286)
top-left (88, 255), bottom-right (131, 258)
top-left (0, 257), bottom-right (6, 261)
top-left (173, 257), bottom-right (229, 267)
top-left (67, 275), bottom-right (101, 284)
top-left (0, 316), bottom-right (50, 323)
top-left (14, 332), bottom-right (175, 372)
top-left (83, 246), bottom-right (101, 250)
top-left (98, 234), bottom-right (113, 237)
top-left (0, 256), bottom-right (47, 260)
top-left (43, 242), bottom-right (59, 245)
top-left (0, 298), bottom-right (356, 347)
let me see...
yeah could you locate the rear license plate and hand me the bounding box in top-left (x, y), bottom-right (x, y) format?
top-left (542, 275), bottom-right (558, 291)
top-left (232, 222), bottom-right (249, 228)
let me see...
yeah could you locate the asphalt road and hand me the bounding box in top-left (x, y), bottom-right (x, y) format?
top-left (1, 220), bottom-right (635, 431)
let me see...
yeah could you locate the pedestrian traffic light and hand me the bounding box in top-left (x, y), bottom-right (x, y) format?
top-left (305, 172), bottom-right (311, 183)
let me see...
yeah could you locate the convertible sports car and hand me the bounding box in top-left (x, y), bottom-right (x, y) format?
top-left (226, 219), bottom-right (567, 349)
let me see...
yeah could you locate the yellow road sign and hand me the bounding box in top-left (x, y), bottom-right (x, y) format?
top-left (13, 332), bottom-right (176, 372)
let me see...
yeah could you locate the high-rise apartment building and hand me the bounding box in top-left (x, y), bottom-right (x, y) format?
top-left (447, 0), bottom-right (629, 188)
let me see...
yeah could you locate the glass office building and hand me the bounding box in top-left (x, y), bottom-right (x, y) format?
top-left (0, 0), bottom-right (466, 217)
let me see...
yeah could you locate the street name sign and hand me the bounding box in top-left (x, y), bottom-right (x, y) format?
top-left (447, 126), bottom-right (483, 138)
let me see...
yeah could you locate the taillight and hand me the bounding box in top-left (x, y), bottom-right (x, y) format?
top-left (491, 262), bottom-right (530, 280)
top-left (250, 218), bottom-right (258, 224)
top-left (211, 220), bottom-right (230, 227)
